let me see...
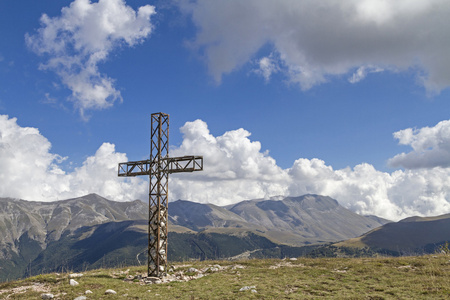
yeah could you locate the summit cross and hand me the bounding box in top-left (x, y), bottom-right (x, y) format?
top-left (118, 112), bottom-right (203, 277)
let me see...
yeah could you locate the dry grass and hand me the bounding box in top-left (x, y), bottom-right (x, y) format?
top-left (1, 254), bottom-right (449, 299)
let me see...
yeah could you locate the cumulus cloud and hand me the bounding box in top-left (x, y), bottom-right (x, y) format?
top-left (2, 114), bottom-right (450, 221)
top-left (388, 120), bottom-right (450, 169)
top-left (0, 115), bottom-right (146, 201)
top-left (169, 119), bottom-right (450, 221)
top-left (26, 0), bottom-right (155, 118)
top-left (179, 0), bottom-right (450, 93)
top-left (169, 120), bottom-right (290, 204)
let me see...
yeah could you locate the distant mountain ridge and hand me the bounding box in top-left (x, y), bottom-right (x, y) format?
top-left (332, 214), bottom-right (450, 256)
top-left (168, 194), bottom-right (390, 245)
top-left (0, 193), bottom-right (147, 256)
top-left (0, 193), bottom-right (389, 281)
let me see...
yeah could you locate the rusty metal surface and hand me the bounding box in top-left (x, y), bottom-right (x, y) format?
top-left (117, 112), bottom-right (203, 277)
top-left (118, 156), bottom-right (203, 177)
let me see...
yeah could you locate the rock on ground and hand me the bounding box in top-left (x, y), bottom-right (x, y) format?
top-left (240, 286), bottom-right (257, 292)
top-left (69, 279), bottom-right (79, 286)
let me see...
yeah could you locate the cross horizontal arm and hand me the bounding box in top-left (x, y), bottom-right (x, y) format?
top-left (118, 156), bottom-right (203, 177)
top-left (167, 155), bottom-right (203, 174)
top-left (118, 159), bottom-right (151, 177)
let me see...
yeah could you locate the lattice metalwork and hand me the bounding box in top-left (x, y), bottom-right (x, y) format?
top-left (118, 112), bottom-right (203, 277)
top-left (118, 156), bottom-right (203, 177)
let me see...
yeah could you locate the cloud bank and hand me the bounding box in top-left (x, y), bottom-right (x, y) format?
top-left (169, 119), bottom-right (450, 221)
top-left (26, 0), bottom-right (155, 117)
top-left (1, 114), bottom-right (450, 221)
top-left (0, 115), bottom-right (146, 201)
top-left (179, 0), bottom-right (450, 93)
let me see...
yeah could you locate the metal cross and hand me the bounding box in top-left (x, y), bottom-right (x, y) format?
top-left (118, 112), bottom-right (203, 277)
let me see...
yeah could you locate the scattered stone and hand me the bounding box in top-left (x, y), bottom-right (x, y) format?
top-left (125, 264), bottom-right (229, 285)
top-left (397, 265), bottom-right (413, 269)
top-left (105, 289), bottom-right (117, 295)
top-left (41, 293), bottom-right (54, 299)
top-left (145, 277), bottom-right (162, 284)
top-left (290, 257), bottom-right (298, 261)
top-left (85, 290), bottom-right (93, 294)
top-left (269, 261), bottom-right (305, 269)
top-left (69, 279), bottom-right (79, 286)
top-left (161, 274), bottom-right (177, 283)
top-left (251, 289), bottom-right (258, 293)
top-left (240, 286), bottom-right (257, 292)
top-left (124, 275), bottom-right (135, 281)
top-left (69, 273), bottom-right (83, 278)
top-left (231, 264), bottom-right (245, 270)
top-left (74, 296), bottom-right (87, 300)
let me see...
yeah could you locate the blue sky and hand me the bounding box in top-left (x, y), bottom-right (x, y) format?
top-left (1, 0), bottom-right (450, 220)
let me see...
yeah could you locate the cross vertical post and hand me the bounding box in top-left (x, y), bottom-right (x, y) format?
top-left (118, 112), bottom-right (203, 277)
top-left (149, 112), bottom-right (169, 276)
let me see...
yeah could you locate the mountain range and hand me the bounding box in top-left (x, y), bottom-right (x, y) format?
top-left (1, 193), bottom-right (447, 282)
top-left (168, 195), bottom-right (388, 245)
top-left (334, 213), bottom-right (450, 255)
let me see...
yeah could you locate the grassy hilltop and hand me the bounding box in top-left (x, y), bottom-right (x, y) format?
top-left (1, 254), bottom-right (449, 299)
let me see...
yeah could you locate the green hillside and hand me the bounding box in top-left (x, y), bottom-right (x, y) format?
top-left (333, 213), bottom-right (450, 256)
top-left (0, 219), bottom-right (319, 282)
top-left (0, 254), bottom-right (449, 299)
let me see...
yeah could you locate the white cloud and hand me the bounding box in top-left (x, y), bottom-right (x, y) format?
top-left (179, 0), bottom-right (450, 93)
top-left (0, 114), bottom-right (146, 201)
top-left (169, 120), bottom-right (290, 204)
top-left (254, 55), bottom-right (280, 82)
top-left (388, 120), bottom-right (450, 169)
top-left (26, 0), bottom-right (155, 117)
top-left (348, 65), bottom-right (384, 84)
top-left (2, 114), bottom-right (450, 221)
top-left (169, 119), bottom-right (450, 221)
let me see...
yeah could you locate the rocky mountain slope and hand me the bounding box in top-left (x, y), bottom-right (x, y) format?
top-left (0, 194), bottom-right (148, 281)
top-left (0, 193), bottom-right (147, 256)
top-left (168, 195), bottom-right (389, 245)
top-left (0, 193), bottom-right (389, 281)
